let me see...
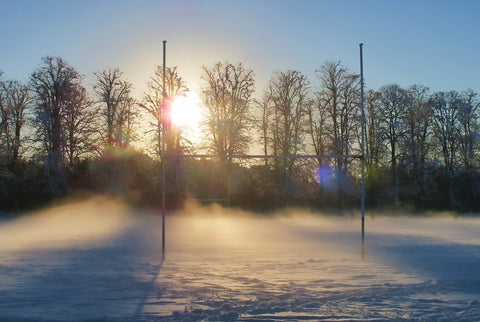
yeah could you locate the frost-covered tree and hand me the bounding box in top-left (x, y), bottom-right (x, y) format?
top-left (30, 57), bottom-right (86, 195)
top-left (0, 79), bottom-right (31, 167)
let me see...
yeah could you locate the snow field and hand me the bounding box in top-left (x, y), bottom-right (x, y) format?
top-left (0, 200), bottom-right (479, 321)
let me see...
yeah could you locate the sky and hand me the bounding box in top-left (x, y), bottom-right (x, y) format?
top-left (1, 0), bottom-right (480, 98)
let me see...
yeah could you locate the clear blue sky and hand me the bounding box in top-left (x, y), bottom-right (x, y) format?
top-left (1, 0), bottom-right (479, 97)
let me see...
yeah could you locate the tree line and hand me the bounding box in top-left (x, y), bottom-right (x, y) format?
top-left (1, 56), bottom-right (479, 213)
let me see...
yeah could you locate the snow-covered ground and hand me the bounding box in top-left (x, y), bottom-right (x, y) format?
top-left (1, 199), bottom-right (480, 321)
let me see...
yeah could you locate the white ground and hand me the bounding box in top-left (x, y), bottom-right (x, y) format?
top-left (0, 198), bottom-right (480, 321)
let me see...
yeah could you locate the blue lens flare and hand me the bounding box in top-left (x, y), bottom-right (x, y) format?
top-left (315, 165), bottom-right (335, 191)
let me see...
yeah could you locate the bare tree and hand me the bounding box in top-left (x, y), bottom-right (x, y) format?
top-left (306, 91), bottom-right (329, 166)
top-left (200, 61), bottom-right (255, 161)
top-left (141, 66), bottom-right (189, 158)
top-left (364, 89), bottom-right (384, 167)
top-left (360, 88), bottom-right (391, 207)
top-left (315, 61), bottom-right (360, 207)
top-left (429, 91), bottom-right (462, 172)
top-left (458, 89), bottom-right (479, 168)
top-left (139, 65), bottom-right (190, 205)
top-left (0, 72), bottom-right (8, 189)
top-left (62, 85), bottom-right (96, 168)
top-left (0, 72), bottom-right (6, 148)
top-left (94, 68), bottom-right (135, 148)
top-left (402, 85), bottom-right (432, 200)
top-left (256, 98), bottom-right (271, 165)
top-left (30, 57), bottom-right (84, 195)
top-left (0, 79), bottom-right (32, 167)
top-left (429, 91), bottom-right (464, 208)
top-left (264, 70), bottom-right (310, 196)
top-left (378, 84), bottom-right (409, 207)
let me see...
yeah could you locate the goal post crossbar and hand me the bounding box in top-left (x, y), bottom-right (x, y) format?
top-left (178, 154), bottom-right (363, 160)
top-left (186, 198), bottom-right (229, 202)
top-left (179, 152), bottom-right (363, 212)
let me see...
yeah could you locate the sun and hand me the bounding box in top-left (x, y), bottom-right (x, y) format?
top-left (170, 92), bottom-right (202, 128)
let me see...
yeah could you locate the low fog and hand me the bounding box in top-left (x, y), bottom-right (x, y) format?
top-left (0, 197), bottom-right (134, 250)
top-left (1, 198), bottom-right (480, 321)
top-left (2, 198), bottom-right (478, 252)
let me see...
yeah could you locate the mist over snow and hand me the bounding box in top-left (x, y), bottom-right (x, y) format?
top-left (0, 197), bottom-right (134, 250)
top-left (0, 199), bottom-right (480, 321)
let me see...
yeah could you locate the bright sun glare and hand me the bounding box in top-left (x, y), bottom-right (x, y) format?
top-left (170, 92), bottom-right (202, 128)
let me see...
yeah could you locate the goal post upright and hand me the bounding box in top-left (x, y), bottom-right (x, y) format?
top-left (161, 40), bottom-right (167, 261)
top-left (360, 43), bottom-right (366, 259)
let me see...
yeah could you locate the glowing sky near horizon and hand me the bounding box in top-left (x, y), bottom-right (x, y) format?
top-left (1, 0), bottom-right (480, 97)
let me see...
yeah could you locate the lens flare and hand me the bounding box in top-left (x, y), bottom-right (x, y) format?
top-left (315, 165), bottom-right (335, 191)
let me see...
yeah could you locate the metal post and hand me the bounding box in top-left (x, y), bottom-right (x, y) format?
top-left (359, 43), bottom-right (365, 259)
top-left (227, 173), bottom-right (231, 208)
top-left (162, 40), bottom-right (167, 260)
